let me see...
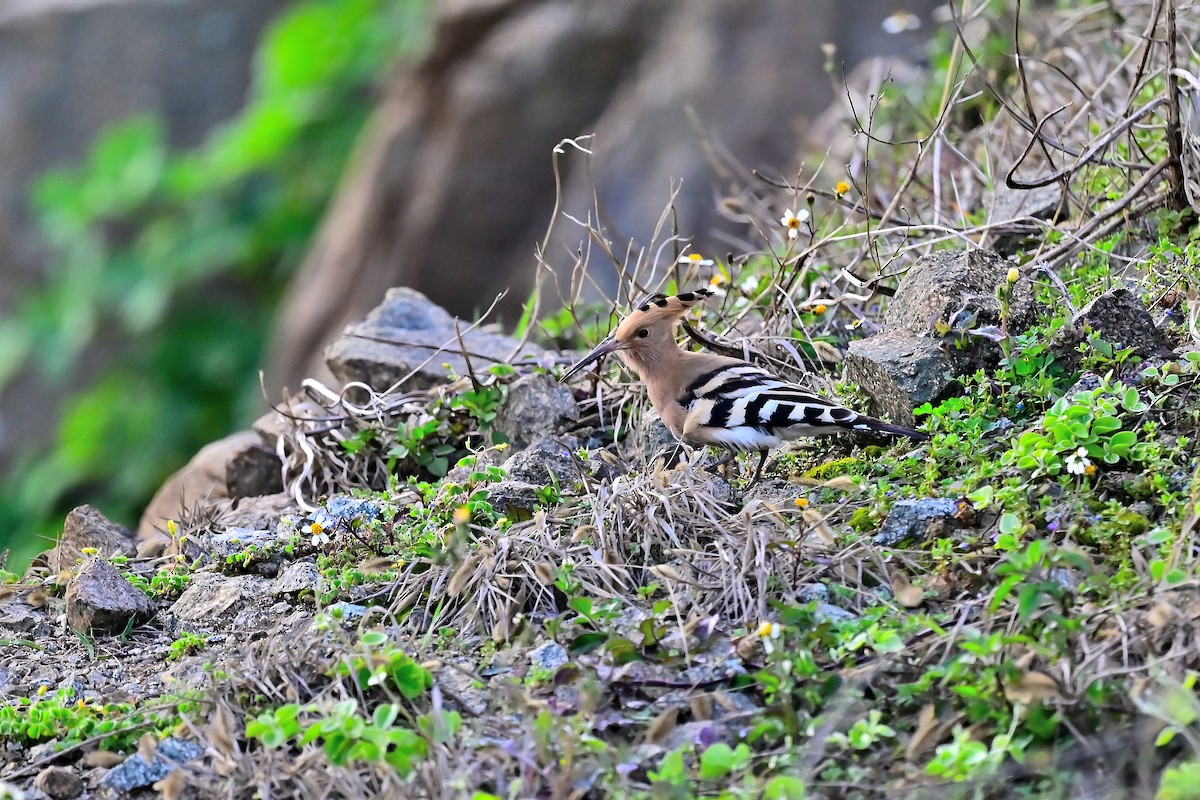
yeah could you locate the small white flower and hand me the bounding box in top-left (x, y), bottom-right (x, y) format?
top-left (1063, 447), bottom-right (1091, 476)
top-left (303, 521), bottom-right (331, 546)
top-left (780, 208), bottom-right (809, 239)
top-left (757, 620), bottom-right (782, 654)
top-left (677, 252), bottom-right (714, 266)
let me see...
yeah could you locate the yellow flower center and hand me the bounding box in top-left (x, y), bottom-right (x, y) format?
top-left (835, 181), bottom-right (850, 195)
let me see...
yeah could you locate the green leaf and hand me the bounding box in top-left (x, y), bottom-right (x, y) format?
top-left (372, 704), bottom-right (399, 729)
top-left (998, 513), bottom-right (1023, 537)
top-left (698, 742), bottom-right (750, 780)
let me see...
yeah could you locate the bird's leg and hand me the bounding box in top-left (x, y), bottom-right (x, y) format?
top-left (747, 450), bottom-right (769, 485)
top-left (705, 448), bottom-right (737, 474)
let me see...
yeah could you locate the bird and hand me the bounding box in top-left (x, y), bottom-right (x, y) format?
top-left (560, 287), bottom-right (927, 483)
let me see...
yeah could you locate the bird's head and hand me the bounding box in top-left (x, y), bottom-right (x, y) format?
top-left (560, 288), bottom-right (717, 381)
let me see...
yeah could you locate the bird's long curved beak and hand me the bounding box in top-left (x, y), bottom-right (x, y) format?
top-left (559, 336), bottom-right (625, 382)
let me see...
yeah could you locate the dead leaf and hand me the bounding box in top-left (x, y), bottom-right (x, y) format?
top-left (896, 584), bottom-right (925, 608)
top-left (650, 564), bottom-right (685, 583)
top-left (1146, 601), bottom-right (1176, 630)
top-left (357, 557), bottom-right (396, 575)
top-left (81, 750), bottom-right (126, 768)
top-left (154, 769), bottom-right (188, 800)
top-left (906, 704), bottom-right (963, 763)
top-left (802, 508), bottom-right (837, 546)
top-left (646, 707), bottom-right (679, 744)
top-left (821, 475), bottom-right (861, 492)
top-left (534, 562), bottom-right (555, 584)
top-left (448, 552), bottom-right (482, 597)
top-left (1004, 670), bottom-right (1062, 705)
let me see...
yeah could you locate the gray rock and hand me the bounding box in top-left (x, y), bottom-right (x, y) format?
top-left (64, 558), bottom-right (153, 635)
top-left (51, 505), bottom-right (136, 573)
top-left (493, 374), bottom-right (579, 449)
top-left (845, 249), bottom-right (1037, 419)
top-left (874, 498), bottom-right (967, 546)
top-left (169, 573), bottom-right (271, 623)
top-left (0, 595), bottom-right (45, 632)
top-left (503, 437), bottom-right (580, 487)
top-left (813, 602), bottom-right (859, 623)
top-left (137, 429), bottom-right (276, 546)
top-left (484, 480), bottom-right (547, 516)
top-left (34, 765), bottom-right (83, 800)
top-left (226, 438), bottom-right (284, 499)
top-left (324, 287), bottom-right (542, 392)
top-left (1066, 287), bottom-right (1174, 361)
top-left (637, 415), bottom-right (685, 468)
top-left (529, 640), bottom-right (569, 672)
top-left (884, 250), bottom-right (1036, 337)
top-left (100, 737), bottom-right (204, 792)
top-left (272, 561), bottom-right (322, 598)
top-left (844, 333), bottom-right (959, 426)
top-left (985, 183), bottom-right (1068, 255)
top-left (328, 602), bottom-right (370, 623)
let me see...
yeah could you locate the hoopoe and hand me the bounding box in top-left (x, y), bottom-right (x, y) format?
top-left (561, 287), bottom-right (927, 482)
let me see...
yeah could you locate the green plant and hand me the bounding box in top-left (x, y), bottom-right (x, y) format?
top-left (1004, 378), bottom-right (1147, 478)
top-left (0, 688), bottom-right (180, 750)
top-left (168, 631), bottom-right (208, 661)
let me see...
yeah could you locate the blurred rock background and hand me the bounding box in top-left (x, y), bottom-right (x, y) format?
top-left (0, 0), bottom-right (938, 562)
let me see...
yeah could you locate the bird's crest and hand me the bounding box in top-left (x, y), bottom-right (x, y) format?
top-left (615, 287), bottom-right (717, 336)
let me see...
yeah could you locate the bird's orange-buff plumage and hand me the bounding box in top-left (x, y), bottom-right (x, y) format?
top-left (561, 288), bottom-right (927, 480)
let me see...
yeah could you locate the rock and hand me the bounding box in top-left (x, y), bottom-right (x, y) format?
top-left (51, 505), bottom-right (136, 573)
top-left (845, 249), bottom-right (1037, 418)
top-left (0, 595), bottom-right (45, 633)
top-left (493, 374), bottom-right (579, 449)
top-left (33, 765), bottom-right (83, 800)
top-left (483, 480), bottom-right (545, 517)
top-left (1065, 287), bottom-right (1174, 361)
top-left (272, 561), bottom-right (322, 598)
top-left (502, 437), bottom-right (580, 487)
top-left (529, 640), bottom-right (568, 671)
top-left (137, 427), bottom-right (279, 545)
top-left (844, 333), bottom-right (959, 426)
top-left (100, 737), bottom-right (204, 793)
top-left (169, 573), bottom-right (271, 623)
top-left (874, 498), bottom-right (969, 546)
top-left (636, 414), bottom-right (685, 469)
top-left (323, 287), bottom-right (543, 392)
top-left (225, 438), bottom-right (285, 500)
top-left (884, 250), bottom-right (1036, 337)
top-left (64, 558), bottom-right (154, 635)
top-left (984, 183), bottom-right (1068, 255)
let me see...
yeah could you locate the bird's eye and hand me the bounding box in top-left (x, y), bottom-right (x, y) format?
top-left (636, 328), bottom-right (649, 339)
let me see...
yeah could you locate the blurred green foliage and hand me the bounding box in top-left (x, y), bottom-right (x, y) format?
top-left (0, 0), bottom-right (429, 567)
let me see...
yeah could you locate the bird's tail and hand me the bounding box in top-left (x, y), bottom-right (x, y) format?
top-left (852, 417), bottom-right (929, 442)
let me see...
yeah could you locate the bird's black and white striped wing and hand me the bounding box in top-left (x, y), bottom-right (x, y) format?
top-left (679, 363), bottom-right (922, 450)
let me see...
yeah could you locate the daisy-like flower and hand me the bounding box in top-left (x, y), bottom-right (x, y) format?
top-left (757, 620), bottom-right (783, 654)
top-left (1064, 447), bottom-right (1092, 476)
top-left (677, 252), bottom-right (714, 267)
top-left (780, 208), bottom-right (809, 239)
top-left (835, 180), bottom-right (851, 195)
top-left (304, 521), bottom-right (330, 546)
